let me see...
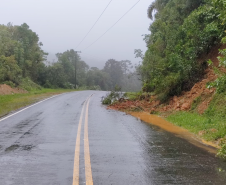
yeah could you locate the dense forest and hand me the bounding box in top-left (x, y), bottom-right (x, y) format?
top-left (0, 23), bottom-right (141, 92)
top-left (2, 0), bottom-right (226, 96)
top-left (139, 0), bottom-right (226, 101)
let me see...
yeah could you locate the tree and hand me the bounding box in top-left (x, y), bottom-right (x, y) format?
top-left (13, 23), bottom-right (47, 81)
top-left (86, 67), bottom-right (110, 90)
top-left (140, 0), bottom-right (224, 99)
top-left (0, 55), bottom-right (22, 85)
top-left (147, 0), bottom-right (170, 20)
top-left (103, 59), bottom-right (124, 90)
top-left (120, 60), bottom-right (133, 75)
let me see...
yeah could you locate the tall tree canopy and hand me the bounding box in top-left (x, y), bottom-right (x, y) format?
top-left (140, 0), bottom-right (226, 100)
top-left (0, 23), bottom-right (47, 86)
top-left (0, 23), bottom-right (141, 92)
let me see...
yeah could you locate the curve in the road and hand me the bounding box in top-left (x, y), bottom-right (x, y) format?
top-left (0, 94), bottom-right (64, 122)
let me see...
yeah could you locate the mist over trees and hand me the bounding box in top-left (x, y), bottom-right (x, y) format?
top-left (139, 0), bottom-right (226, 100)
top-left (0, 23), bottom-right (141, 92)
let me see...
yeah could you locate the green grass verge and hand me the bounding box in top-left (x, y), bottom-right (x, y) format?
top-left (123, 91), bottom-right (226, 158)
top-left (166, 93), bottom-right (226, 159)
top-left (124, 92), bottom-right (138, 100)
top-left (167, 93), bottom-right (226, 142)
top-left (166, 111), bottom-right (226, 141)
top-left (0, 88), bottom-right (76, 118)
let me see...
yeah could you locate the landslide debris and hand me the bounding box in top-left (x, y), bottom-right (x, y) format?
top-left (108, 68), bottom-right (216, 114)
top-left (108, 45), bottom-right (226, 115)
top-left (0, 84), bottom-right (27, 95)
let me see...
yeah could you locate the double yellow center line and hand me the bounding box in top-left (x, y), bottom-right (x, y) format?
top-left (73, 96), bottom-right (93, 185)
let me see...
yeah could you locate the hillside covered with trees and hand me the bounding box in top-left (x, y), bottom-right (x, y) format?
top-left (139, 0), bottom-right (226, 101)
top-left (107, 0), bottom-right (226, 159)
top-left (0, 23), bottom-right (141, 92)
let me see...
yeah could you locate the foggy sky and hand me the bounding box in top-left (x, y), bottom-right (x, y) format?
top-left (1, 0), bottom-right (153, 68)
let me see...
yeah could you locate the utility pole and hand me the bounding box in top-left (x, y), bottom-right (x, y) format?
top-left (74, 51), bottom-right (81, 89)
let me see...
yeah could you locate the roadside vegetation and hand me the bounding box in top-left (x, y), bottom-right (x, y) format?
top-left (0, 23), bottom-right (141, 92)
top-left (0, 88), bottom-right (76, 118)
top-left (139, 0), bottom-right (226, 159)
top-left (1, 0), bottom-right (226, 159)
top-left (137, 0), bottom-right (226, 101)
top-left (0, 22), bottom-right (141, 117)
top-left (102, 86), bottom-right (124, 105)
top-left (104, 0), bottom-right (226, 159)
top-left (167, 92), bottom-right (226, 159)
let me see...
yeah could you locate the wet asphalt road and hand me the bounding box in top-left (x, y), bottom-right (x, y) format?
top-left (1, 91), bottom-right (226, 185)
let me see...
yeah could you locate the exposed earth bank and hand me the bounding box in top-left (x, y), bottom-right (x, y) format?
top-left (108, 45), bottom-right (226, 153)
top-left (0, 84), bottom-right (27, 95)
top-left (109, 44), bottom-right (226, 114)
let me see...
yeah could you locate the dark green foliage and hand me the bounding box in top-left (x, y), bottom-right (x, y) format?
top-left (204, 93), bottom-right (226, 119)
top-left (102, 96), bottom-right (112, 105)
top-left (42, 49), bottom-right (82, 88)
top-left (3, 81), bottom-right (16, 88)
top-left (102, 86), bottom-right (123, 105)
top-left (140, 0), bottom-right (226, 99)
top-left (0, 23), bottom-right (47, 87)
top-left (148, 0), bottom-right (170, 20)
top-left (19, 77), bottom-right (42, 91)
top-left (143, 0), bottom-right (226, 158)
top-left (208, 44), bottom-right (226, 93)
top-left (86, 67), bottom-right (110, 90)
top-left (0, 55), bottom-right (22, 85)
top-left (191, 96), bottom-right (202, 110)
top-left (0, 23), bottom-right (141, 92)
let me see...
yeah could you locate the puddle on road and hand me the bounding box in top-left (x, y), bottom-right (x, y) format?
top-left (22, 145), bottom-right (34, 151)
top-left (130, 112), bottom-right (218, 154)
top-left (5, 144), bottom-right (34, 152)
top-left (5, 144), bottom-right (20, 152)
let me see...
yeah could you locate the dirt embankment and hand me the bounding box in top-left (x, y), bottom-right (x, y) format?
top-left (108, 45), bottom-right (226, 152)
top-left (0, 84), bottom-right (27, 95)
top-left (109, 44), bottom-right (226, 114)
top-left (108, 67), bottom-right (216, 114)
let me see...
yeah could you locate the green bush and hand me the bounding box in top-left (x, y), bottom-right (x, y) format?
top-left (102, 86), bottom-right (123, 105)
top-left (3, 81), bottom-right (16, 88)
top-left (43, 80), bottom-right (52, 88)
top-left (0, 55), bottom-right (22, 85)
top-left (191, 96), bottom-right (202, 110)
top-left (102, 96), bottom-right (112, 105)
top-left (19, 77), bottom-right (42, 91)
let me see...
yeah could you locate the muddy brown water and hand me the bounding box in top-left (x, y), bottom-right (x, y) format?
top-left (130, 112), bottom-right (218, 154)
top-left (125, 111), bottom-right (226, 184)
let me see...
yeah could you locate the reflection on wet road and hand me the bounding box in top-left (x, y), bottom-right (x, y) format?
top-left (0, 91), bottom-right (226, 184)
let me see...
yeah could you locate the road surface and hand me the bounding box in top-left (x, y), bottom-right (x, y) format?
top-left (0, 91), bottom-right (226, 185)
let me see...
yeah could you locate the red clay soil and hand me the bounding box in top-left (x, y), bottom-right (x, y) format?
top-left (108, 67), bottom-right (217, 114)
top-left (0, 84), bottom-right (27, 95)
top-left (109, 44), bottom-right (226, 114)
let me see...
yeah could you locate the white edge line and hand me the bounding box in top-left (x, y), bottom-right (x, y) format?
top-left (0, 93), bottom-right (65, 122)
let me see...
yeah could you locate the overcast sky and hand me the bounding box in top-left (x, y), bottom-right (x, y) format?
top-left (1, 0), bottom-right (153, 68)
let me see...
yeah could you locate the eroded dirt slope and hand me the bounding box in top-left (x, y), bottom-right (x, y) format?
top-left (0, 84), bottom-right (27, 95)
top-left (109, 44), bottom-right (226, 114)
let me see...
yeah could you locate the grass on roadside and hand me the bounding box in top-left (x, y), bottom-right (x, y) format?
top-left (0, 88), bottom-right (76, 118)
top-left (124, 92), bottom-right (138, 100)
top-left (166, 111), bottom-right (226, 141)
top-left (166, 93), bottom-right (226, 159)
